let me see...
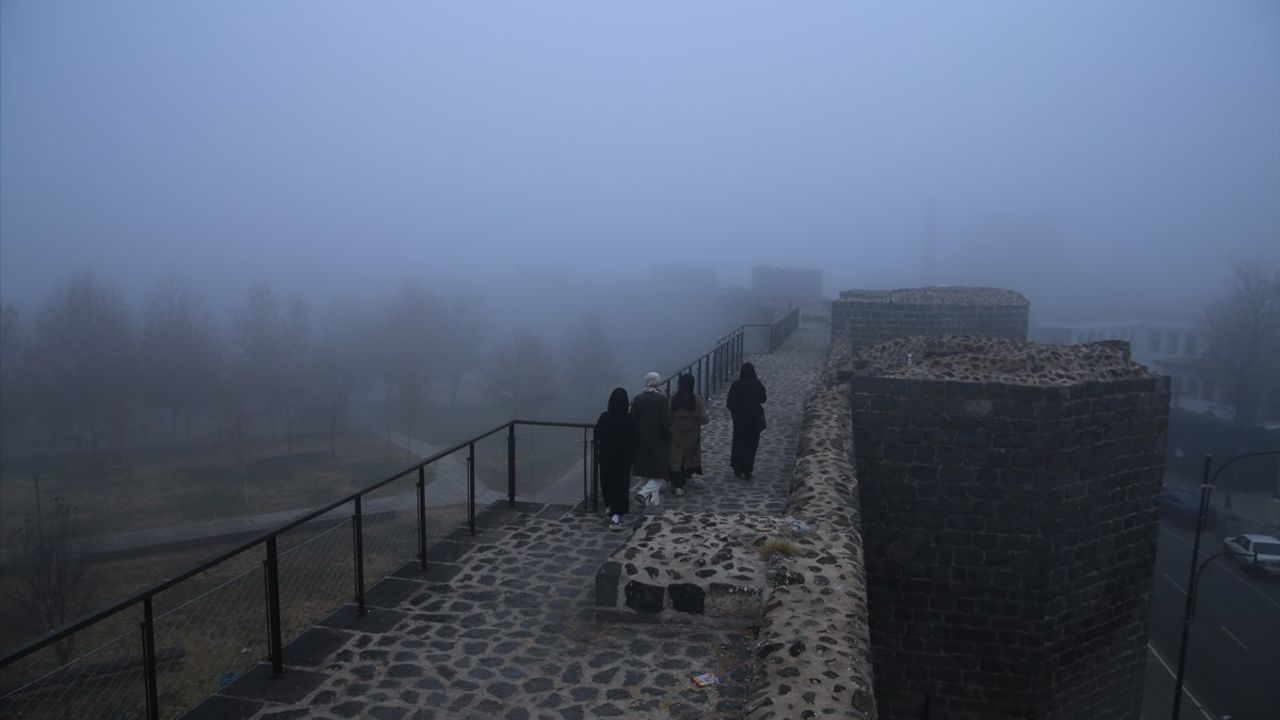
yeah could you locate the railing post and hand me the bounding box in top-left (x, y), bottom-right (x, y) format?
top-left (590, 431), bottom-right (599, 513)
top-left (417, 467), bottom-right (427, 571)
top-left (507, 423), bottom-right (517, 508)
top-left (717, 344), bottom-right (723, 388)
top-left (696, 357), bottom-right (702, 395)
top-left (140, 597), bottom-right (159, 720)
top-left (582, 427), bottom-right (589, 509)
top-left (265, 536), bottom-right (284, 672)
top-left (352, 498), bottom-right (366, 616)
top-left (468, 442), bottom-right (476, 536)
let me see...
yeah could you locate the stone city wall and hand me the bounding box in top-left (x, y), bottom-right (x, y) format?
top-left (846, 336), bottom-right (1168, 720)
top-left (743, 340), bottom-right (878, 720)
top-left (831, 287), bottom-right (1029, 351)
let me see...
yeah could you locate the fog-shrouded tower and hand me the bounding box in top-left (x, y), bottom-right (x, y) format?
top-left (845, 334), bottom-right (1167, 720)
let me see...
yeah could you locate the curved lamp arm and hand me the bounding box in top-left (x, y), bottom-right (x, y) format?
top-left (1189, 548), bottom-right (1256, 617)
top-left (1208, 450), bottom-right (1280, 488)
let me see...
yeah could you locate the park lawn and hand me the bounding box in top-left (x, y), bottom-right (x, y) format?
top-left (0, 432), bottom-right (410, 545)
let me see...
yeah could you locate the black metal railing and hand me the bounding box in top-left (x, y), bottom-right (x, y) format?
top-left (660, 307), bottom-right (800, 396)
top-left (0, 418), bottom-right (592, 719)
top-left (0, 309), bottom-right (804, 719)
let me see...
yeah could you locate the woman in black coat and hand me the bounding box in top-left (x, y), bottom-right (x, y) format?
top-left (595, 387), bottom-right (635, 528)
top-left (725, 362), bottom-right (767, 479)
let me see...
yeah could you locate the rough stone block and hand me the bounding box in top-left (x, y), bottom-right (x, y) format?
top-left (708, 582), bottom-right (762, 618)
top-left (595, 561), bottom-right (620, 608)
top-left (624, 580), bottom-right (664, 614)
top-left (668, 583), bottom-right (705, 614)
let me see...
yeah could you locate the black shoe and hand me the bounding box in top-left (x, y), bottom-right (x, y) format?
top-left (743, 473), bottom-right (752, 480)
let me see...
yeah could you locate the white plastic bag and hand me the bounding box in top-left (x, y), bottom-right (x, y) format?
top-left (637, 478), bottom-right (664, 506)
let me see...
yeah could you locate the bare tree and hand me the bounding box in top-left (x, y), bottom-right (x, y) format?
top-left (1203, 260), bottom-right (1280, 426)
top-left (215, 338), bottom-right (255, 493)
top-left (314, 298), bottom-right (370, 456)
top-left (439, 289), bottom-right (487, 406)
top-left (379, 281), bottom-right (445, 439)
top-left (480, 331), bottom-right (559, 416)
top-left (11, 496), bottom-right (98, 664)
top-left (563, 314), bottom-right (622, 402)
top-left (231, 284), bottom-right (284, 427)
top-left (140, 274), bottom-right (218, 444)
top-left (1, 303), bottom-right (32, 452)
top-left (279, 297), bottom-right (313, 453)
top-left (30, 274), bottom-right (136, 471)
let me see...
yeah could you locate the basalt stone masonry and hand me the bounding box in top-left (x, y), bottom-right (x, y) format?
top-left (845, 335), bottom-right (1169, 720)
top-left (831, 287), bottom-right (1029, 350)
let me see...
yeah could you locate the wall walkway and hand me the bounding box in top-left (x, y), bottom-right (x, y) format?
top-left (185, 321), bottom-right (863, 720)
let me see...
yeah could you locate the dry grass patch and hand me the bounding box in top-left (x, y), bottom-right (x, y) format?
top-left (757, 538), bottom-right (799, 561)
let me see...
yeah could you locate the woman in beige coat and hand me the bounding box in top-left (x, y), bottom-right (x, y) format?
top-left (668, 373), bottom-right (708, 497)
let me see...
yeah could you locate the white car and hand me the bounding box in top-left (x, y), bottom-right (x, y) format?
top-left (1222, 534), bottom-right (1280, 576)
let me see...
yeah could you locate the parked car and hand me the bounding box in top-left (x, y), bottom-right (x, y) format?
top-left (1222, 534), bottom-right (1280, 576)
top-left (1158, 488), bottom-right (1217, 528)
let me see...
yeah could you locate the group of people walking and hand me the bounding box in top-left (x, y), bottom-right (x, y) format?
top-left (593, 363), bottom-right (768, 529)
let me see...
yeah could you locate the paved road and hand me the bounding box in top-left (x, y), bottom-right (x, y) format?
top-left (1143, 520), bottom-right (1280, 720)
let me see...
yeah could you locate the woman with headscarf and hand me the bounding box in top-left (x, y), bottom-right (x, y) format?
top-left (595, 387), bottom-right (635, 529)
top-left (726, 362), bottom-right (767, 479)
top-left (669, 373), bottom-right (708, 497)
top-left (630, 372), bottom-right (671, 505)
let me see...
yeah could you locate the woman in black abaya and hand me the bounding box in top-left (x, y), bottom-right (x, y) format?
top-left (725, 362), bottom-right (767, 479)
top-left (594, 387), bottom-right (635, 529)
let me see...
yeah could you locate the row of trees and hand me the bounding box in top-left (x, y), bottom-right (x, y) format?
top-left (1203, 261), bottom-right (1280, 427)
top-left (0, 272), bottom-right (623, 473)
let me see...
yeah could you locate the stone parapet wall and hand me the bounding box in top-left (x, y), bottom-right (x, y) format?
top-left (832, 287), bottom-right (1029, 350)
top-left (744, 340), bottom-right (878, 720)
top-left (594, 511), bottom-right (780, 626)
top-left (847, 352), bottom-right (1169, 720)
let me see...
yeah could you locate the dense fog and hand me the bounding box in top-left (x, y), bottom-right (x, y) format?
top-left (2, 1), bottom-right (1277, 316)
top-left (0, 0), bottom-right (1277, 662)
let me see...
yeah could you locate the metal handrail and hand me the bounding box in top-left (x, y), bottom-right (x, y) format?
top-left (0, 417), bottom-right (586, 669)
top-left (659, 309), bottom-right (800, 396)
top-left (1, 314), bottom-right (798, 672)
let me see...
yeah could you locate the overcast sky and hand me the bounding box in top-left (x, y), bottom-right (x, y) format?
top-left (2, 0), bottom-right (1277, 315)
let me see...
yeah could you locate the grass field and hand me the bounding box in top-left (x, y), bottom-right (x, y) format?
top-left (0, 418), bottom-right (587, 718)
top-left (0, 498), bottom-right (467, 718)
top-left (0, 432), bottom-right (412, 545)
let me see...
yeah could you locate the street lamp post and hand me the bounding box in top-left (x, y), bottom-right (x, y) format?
top-left (1170, 450), bottom-right (1280, 719)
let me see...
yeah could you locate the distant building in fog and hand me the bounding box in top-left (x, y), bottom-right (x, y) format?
top-left (1031, 317), bottom-right (1201, 368)
top-left (751, 265), bottom-right (823, 302)
top-left (1032, 316), bottom-right (1280, 426)
top-left (649, 266), bottom-right (716, 290)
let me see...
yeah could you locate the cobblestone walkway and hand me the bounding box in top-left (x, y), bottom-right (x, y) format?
top-left (192, 323), bottom-right (829, 720)
top-left (647, 323), bottom-right (828, 517)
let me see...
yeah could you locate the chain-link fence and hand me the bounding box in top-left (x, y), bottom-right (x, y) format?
top-left (151, 560), bottom-right (266, 718)
top-left (514, 425), bottom-right (590, 507)
top-left (0, 624), bottom-right (147, 720)
top-left (1, 420), bottom-right (595, 719)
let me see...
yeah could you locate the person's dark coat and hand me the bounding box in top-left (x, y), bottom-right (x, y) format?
top-left (726, 362), bottom-right (767, 477)
top-left (630, 387), bottom-right (671, 479)
top-left (670, 374), bottom-right (708, 478)
top-left (595, 387), bottom-right (635, 516)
